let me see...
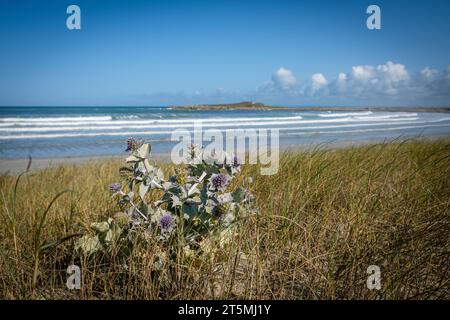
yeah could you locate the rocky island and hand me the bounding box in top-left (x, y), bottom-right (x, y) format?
top-left (170, 101), bottom-right (450, 113)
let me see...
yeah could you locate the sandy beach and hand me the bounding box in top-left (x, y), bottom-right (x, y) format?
top-left (0, 137), bottom-right (439, 175)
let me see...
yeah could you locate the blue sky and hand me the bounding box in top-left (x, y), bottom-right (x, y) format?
top-left (1, 0), bottom-right (450, 107)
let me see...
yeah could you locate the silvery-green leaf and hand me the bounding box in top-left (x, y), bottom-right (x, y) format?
top-left (162, 182), bottom-right (173, 191)
top-left (187, 184), bottom-right (200, 197)
top-left (113, 212), bottom-right (131, 225)
top-left (138, 161), bottom-right (146, 173)
top-left (104, 223), bottom-right (122, 244)
top-left (218, 193), bottom-right (233, 204)
top-left (75, 235), bottom-right (102, 255)
top-left (185, 195), bottom-right (201, 204)
top-left (197, 171), bottom-right (207, 182)
top-left (150, 180), bottom-right (163, 189)
top-left (137, 143), bottom-right (150, 158)
top-left (139, 183), bottom-right (149, 200)
top-left (204, 199), bottom-right (214, 214)
top-left (171, 195), bottom-right (182, 207)
top-left (90, 221), bottom-right (109, 234)
top-left (126, 155), bottom-right (140, 163)
top-left (154, 199), bottom-right (168, 206)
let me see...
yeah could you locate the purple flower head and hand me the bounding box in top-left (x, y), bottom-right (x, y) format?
top-left (209, 173), bottom-right (229, 191)
top-left (231, 155), bottom-right (240, 168)
top-left (159, 214), bottom-right (174, 231)
top-left (126, 137), bottom-right (142, 152)
top-left (129, 208), bottom-right (142, 225)
top-left (109, 183), bottom-right (121, 193)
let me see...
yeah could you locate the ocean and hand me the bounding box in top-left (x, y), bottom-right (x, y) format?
top-left (1, 106), bottom-right (450, 159)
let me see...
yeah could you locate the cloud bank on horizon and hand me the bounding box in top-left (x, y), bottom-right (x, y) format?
top-left (141, 62), bottom-right (450, 107)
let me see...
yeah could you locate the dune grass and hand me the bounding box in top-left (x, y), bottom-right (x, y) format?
top-left (0, 139), bottom-right (449, 299)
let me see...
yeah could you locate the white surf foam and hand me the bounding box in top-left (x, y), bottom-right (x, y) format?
top-left (0, 116), bottom-right (425, 133)
top-left (2, 118), bottom-right (449, 140)
top-left (285, 123), bottom-right (450, 136)
top-left (318, 111), bottom-right (373, 117)
top-left (0, 115), bottom-right (304, 127)
top-left (0, 116), bottom-right (113, 123)
top-left (353, 113), bottom-right (418, 120)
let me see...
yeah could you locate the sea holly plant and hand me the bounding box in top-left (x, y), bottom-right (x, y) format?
top-left (75, 138), bottom-right (257, 259)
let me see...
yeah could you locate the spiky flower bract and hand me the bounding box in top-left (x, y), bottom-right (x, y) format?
top-left (126, 137), bottom-right (142, 152)
top-left (159, 214), bottom-right (174, 231)
top-left (209, 173), bottom-right (229, 192)
top-left (109, 183), bottom-right (121, 193)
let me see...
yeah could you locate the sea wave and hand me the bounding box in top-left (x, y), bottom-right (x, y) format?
top-left (353, 113), bottom-right (418, 120)
top-left (0, 116), bottom-right (425, 132)
top-left (318, 111), bottom-right (373, 117)
top-left (0, 116), bottom-right (113, 122)
top-left (1, 118), bottom-right (449, 140)
top-left (114, 115), bottom-right (141, 120)
top-left (285, 123), bottom-right (450, 136)
top-left (0, 115), bottom-right (303, 127)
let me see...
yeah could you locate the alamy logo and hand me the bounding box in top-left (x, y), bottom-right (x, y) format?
top-left (66, 265), bottom-right (81, 290)
top-left (66, 5), bottom-right (81, 30)
top-left (170, 121), bottom-right (280, 175)
top-left (366, 265), bottom-right (381, 290)
top-left (366, 5), bottom-right (381, 30)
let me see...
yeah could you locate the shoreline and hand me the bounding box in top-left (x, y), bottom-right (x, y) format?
top-left (1, 137), bottom-right (446, 175)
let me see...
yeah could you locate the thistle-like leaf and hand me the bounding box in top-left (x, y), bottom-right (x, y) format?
top-left (139, 183), bottom-right (149, 200)
top-left (90, 221), bottom-right (109, 234)
top-left (75, 235), bottom-right (102, 256)
top-left (137, 143), bottom-right (150, 159)
top-left (126, 154), bottom-right (140, 163)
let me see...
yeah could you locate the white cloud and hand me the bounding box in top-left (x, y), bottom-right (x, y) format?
top-left (138, 62), bottom-right (450, 107)
top-left (420, 66), bottom-right (438, 79)
top-left (311, 73), bottom-right (327, 91)
top-left (351, 65), bottom-right (375, 81)
top-left (272, 67), bottom-right (297, 89)
top-left (256, 62), bottom-right (450, 105)
top-left (419, 66), bottom-right (450, 99)
top-left (257, 67), bottom-right (298, 95)
top-left (377, 61), bottom-right (409, 82)
top-left (327, 61), bottom-right (411, 98)
top-left (337, 72), bottom-right (347, 82)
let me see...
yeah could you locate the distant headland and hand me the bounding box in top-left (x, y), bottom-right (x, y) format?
top-left (170, 101), bottom-right (450, 113)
